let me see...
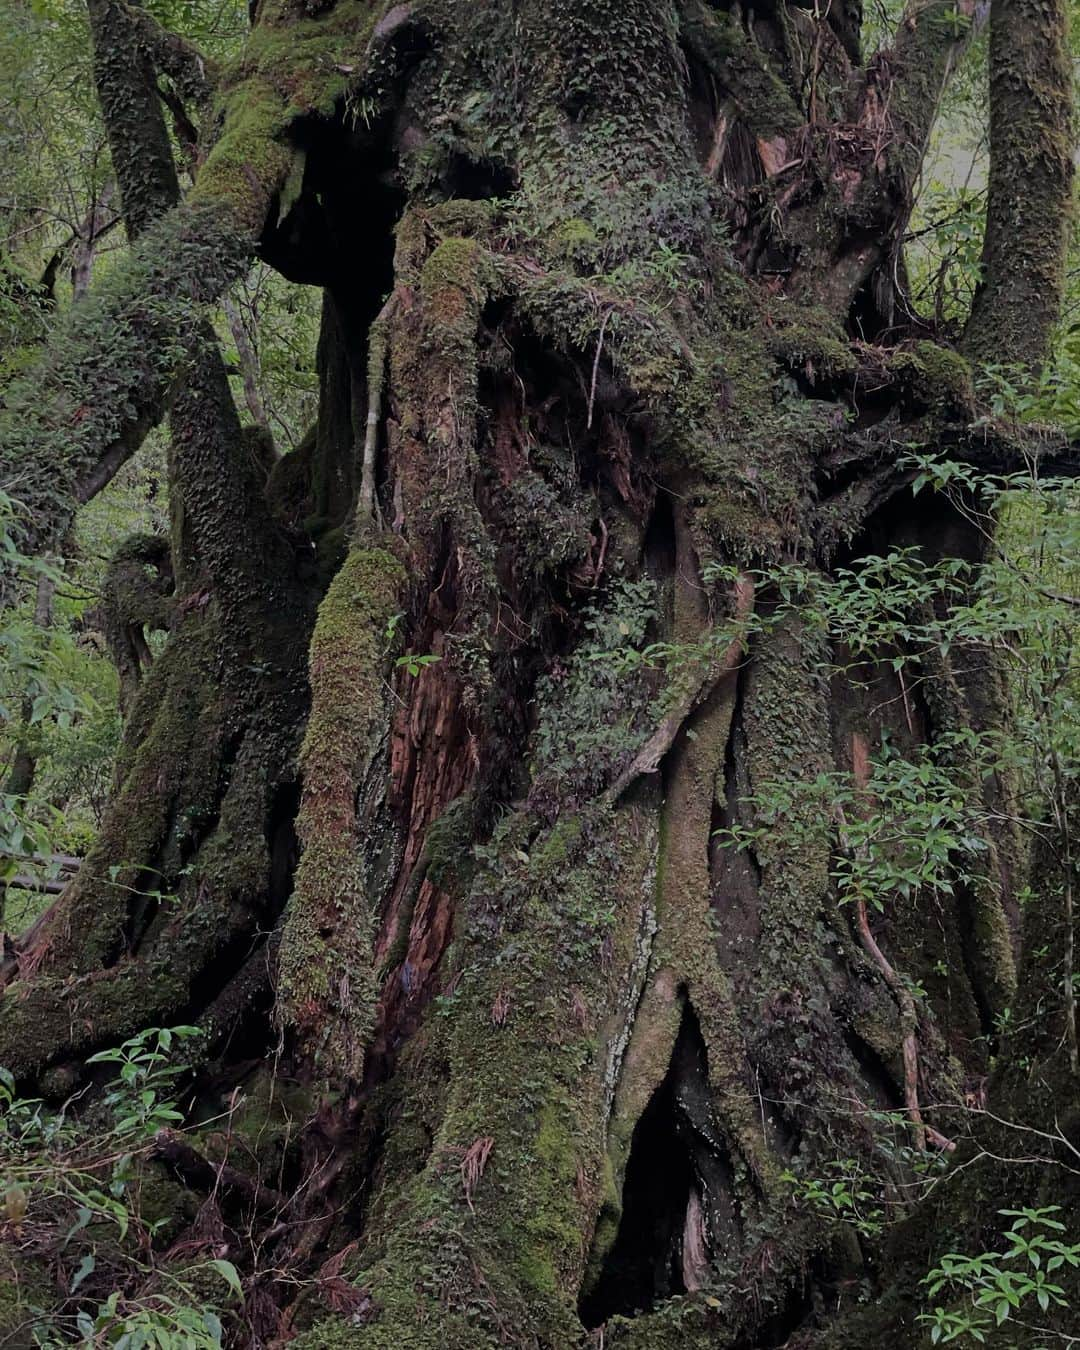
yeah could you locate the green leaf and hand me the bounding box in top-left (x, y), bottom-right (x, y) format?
top-left (208, 1258), bottom-right (243, 1302)
top-left (70, 1253), bottom-right (95, 1292)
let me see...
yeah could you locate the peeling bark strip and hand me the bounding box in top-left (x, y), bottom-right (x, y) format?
top-left (964, 0), bottom-right (1075, 370)
top-left (609, 572), bottom-right (753, 800)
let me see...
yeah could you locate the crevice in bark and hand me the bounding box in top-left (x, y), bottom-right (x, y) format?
top-left (954, 881), bottom-right (1002, 1049)
top-left (580, 1000), bottom-right (735, 1326)
top-left (266, 779), bottom-right (302, 922)
top-left (840, 1026), bottom-right (907, 1112)
top-left (186, 927), bottom-right (280, 1034)
top-left (710, 670), bottom-right (763, 966)
top-left (643, 491), bottom-right (678, 604)
top-left (437, 151), bottom-right (517, 203)
top-left (846, 267), bottom-right (894, 344)
top-left (265, 118), bottom-right (404, 288)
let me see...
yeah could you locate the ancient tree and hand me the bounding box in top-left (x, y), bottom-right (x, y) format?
top-left (1, 0), bottom-right (1077, 1345)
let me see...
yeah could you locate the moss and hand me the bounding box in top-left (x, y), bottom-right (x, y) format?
top-left (964, 0), bottom-right (1073, 372)
top-left (763, 301), bottom-right (859, 386)
top-left (678, 4), bottom-right (804, 140)
top-left (130, 1165), bottom-right (200, 1245)
top-left (418, 236), bottom-right (492, 352)
top-left (696, 492), bottom-right (787, 563)
top-left (548, 216), bottom-right (600, 264)
top-left (195, 1067), bottom-right (317, 1184)
top-left (0, 200), bottom-right (249, 568)
top-left (0, 961), bottom-right (189, 1083)
top-left (192, 0), bottom-right (391, 234)
top-left (322, 787), bottom-right (665, 1346)
top-left (277, 544), bottom-right (406, 1083)
top-left (192, 77), bottom-right (293, 236)
top-left (889, 340), bottom-right (975, 416)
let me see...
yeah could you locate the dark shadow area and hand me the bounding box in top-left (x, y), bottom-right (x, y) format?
top-left (580, 1002), bottom-right (739, 1327)
top-left (579, 1027), bottom-right (694, 1326)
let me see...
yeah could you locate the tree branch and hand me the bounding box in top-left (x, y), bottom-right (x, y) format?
top-left (679, 1), bottom-right (804, 144)
top-left (784, 0), bottom-right (987, 313)
top-left (129, 4), bottom-right (218, 109)
top-left (153, 1128), bottom-right (287, 1216)
top-left (0, 201), bottom-right (251, 589)
top-left (88, 0), bottom-right (182, 239)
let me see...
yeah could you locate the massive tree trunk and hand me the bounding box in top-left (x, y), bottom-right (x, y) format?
top-left (1, 0), bottom-right (1076, 1346)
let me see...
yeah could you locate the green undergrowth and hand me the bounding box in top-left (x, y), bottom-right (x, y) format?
top-left (0, 1026), bottom-right (243, 1348)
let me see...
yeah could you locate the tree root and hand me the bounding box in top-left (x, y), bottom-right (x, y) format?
top-left (153, 1129), bottom-right (287, 1217)
top-left (609, 573), bottom-right (754, 801)
top-left (847, 733), bottom-right (954, 1153)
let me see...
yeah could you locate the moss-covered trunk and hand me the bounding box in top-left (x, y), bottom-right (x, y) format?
top-left (1, 0), bottom-right (1076, 1345)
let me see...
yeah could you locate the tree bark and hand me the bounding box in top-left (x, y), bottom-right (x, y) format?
top-left (964, 0), bottom-right (1074, 370)
top-left (1, 0), bottom-right (1077, 1345)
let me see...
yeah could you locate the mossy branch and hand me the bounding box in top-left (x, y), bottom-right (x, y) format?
top-left (130, 4), bottom-right (219, 109)
top-left (679, 1), bottom-right (804, 141)
top-left (0, 202), bottom-right (252, 588)
top-left (88, 0), bottom-right (182, 238)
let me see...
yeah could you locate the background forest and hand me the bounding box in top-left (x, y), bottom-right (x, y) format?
top-left (1, 0), bottom-right (320, 907)
top-left (2, 0), bottom-right (1080, 1346)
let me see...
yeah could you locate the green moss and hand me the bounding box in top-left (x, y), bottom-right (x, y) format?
top-left (277, 544), bottom-right (405, 1083)
top-left (419, 236), bottom-right (492, 348)
top-left (130, 1166), bottom-right (200, 1245)
top-left (963, 0), bottom-right (1073, 371)
top-left (889, 340), bottom-right (975, 416)
top-left (548, 216), bottom-right (599, 264)
top-left (763, 301), bottom-right (859, 385)
top-left (0, 201), bottom-right (249, 569)
top-left (191, 0), bottom-right (399, 231)
top-left (696, 491), bottom-right (787, 563)
top-left (192, 77), bottom-right (293, 235)
top-left (328, 789), bottom-right (665, 1346)
top-left (679, 5), bottom-right (803, 140)
top-left (0, 961), bottom-right (190, 1083)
